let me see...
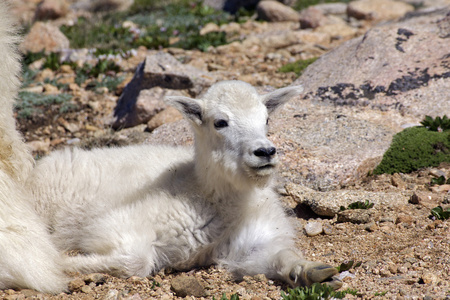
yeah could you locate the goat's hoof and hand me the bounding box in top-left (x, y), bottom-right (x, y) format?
top-left (290, 261), bottom-right (343, 290)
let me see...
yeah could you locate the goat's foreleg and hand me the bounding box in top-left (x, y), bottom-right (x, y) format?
top-left (271, 249), bottom-right (343, 289)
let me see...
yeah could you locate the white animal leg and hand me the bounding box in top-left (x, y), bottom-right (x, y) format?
top-left (65, 251), bottom-right (158, 278)
top-left (272, 249), bottom-right (343, 289)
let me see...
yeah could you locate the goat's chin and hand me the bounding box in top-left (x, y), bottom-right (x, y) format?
top-left (244, 163), bottom-right (277, 186)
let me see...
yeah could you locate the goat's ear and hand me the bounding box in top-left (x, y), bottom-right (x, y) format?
top-left (165, 96), bottom-right (203, 125)
top-left (261, 85), bottom-right (303, 114)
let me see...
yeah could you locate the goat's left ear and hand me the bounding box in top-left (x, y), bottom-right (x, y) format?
top-left (165, 96), bottom-right (203, 125)
top-left (261, 85), bottom-right (303, 114)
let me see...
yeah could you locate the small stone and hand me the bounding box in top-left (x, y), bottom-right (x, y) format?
top-left (83, 273), bottom-right (107, 285)
top-left (68, 278), bottom-right (86, 293)
top-left (103, 289), bottom-right (119, 300)
top-left (304, 221), bottom-right (323, 236)
top-left (323, 224), bottom-right (334, 235)
top-left (395, 214), bottom-right (414, 225)
top-left (421, 272), bottom-right (438, 284)
top-left (365, 221), bottom-right (377, 232)
top-left (170, 275), bottom-right (205, 298)
top-left (388, 264), bottom-right (398, 274)
top-left (391, 173), bottom-right (406, 189)
top-left (429, 169), bottom-right (446, 178)
top-left (256, 1), bottom-right (300, 22)
top-left (380, 268), bottom-right (391, 277)
top-left (337, 209), bottom-right (373, 224)
top-left (81, 285), bottom-right (93, 293)
top-left (43, 83), bottom-right (59, 95)
top-left (253, 274), bottom-right (268, 283)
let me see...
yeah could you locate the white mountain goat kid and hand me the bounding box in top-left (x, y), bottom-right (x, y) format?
top-left (28, 80), bottom-right (342, 289)
top-left (0, 2), bottom-right (68, 293)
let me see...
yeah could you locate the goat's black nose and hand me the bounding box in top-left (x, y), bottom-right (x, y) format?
top-left (253, 147), bottom-right (277, 157)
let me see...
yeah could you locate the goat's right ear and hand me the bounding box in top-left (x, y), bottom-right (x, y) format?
top-left (165, 96), bottom-right (203, 125)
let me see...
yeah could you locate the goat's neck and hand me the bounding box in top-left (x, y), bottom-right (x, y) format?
top-left (193, 145), bottom-right (258, 211)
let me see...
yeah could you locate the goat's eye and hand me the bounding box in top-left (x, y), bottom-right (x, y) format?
top-left (214, 119), bottom-right (228, 129)
top-left (266, 118), bottom-right (269, 125)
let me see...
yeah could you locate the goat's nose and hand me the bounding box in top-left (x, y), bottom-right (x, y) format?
top-left (253, 147), bottom-right (277, 158)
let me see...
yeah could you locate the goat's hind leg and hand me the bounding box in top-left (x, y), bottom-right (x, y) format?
top-left (273, 249), bottom-right (343, 289)
top-left (64, 254), bottom-right (134, 278)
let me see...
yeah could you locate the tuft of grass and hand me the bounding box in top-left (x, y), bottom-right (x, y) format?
top-left (213, 293), bottom-right (239, 300)
top-left (421, 115), bottom-right (450, 132)
top-left (281, 283), bottom-right (357, 300)
top-left (60, 0), bottom-right (242, 53)
top-left (294, 0), bottom-right (352, 11)
top-left (340, 200), bottom-right (374, 211)
top-left (336, 260), bottom-right (362, 272)
top-left (373, 125), bottom-right (450, 175)
top-left (430, 206), bottom-right (450, 220)
top-left (15, 92), bottom-right (73, 119)
top-left (278, 57), bottom-right (318, 77)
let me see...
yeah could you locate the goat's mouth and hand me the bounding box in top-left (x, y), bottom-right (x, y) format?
top-left (249, 163), bottom-right (276, 176)
top-left (251, 164), bottom-right (275, 171)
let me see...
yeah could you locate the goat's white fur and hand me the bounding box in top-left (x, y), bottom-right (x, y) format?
top-left (28, 80), bottom-right (342, 288)
top-left (0, 2), bottom-right (68, 293)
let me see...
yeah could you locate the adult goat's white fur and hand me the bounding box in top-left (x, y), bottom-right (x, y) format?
top-left (28, 80), bottom-right (342, 289)
top-left (0, 2), bottom-right (68, 293)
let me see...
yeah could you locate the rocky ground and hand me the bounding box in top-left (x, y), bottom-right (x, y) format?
top-left (2, 0), bottom-right (450, 299)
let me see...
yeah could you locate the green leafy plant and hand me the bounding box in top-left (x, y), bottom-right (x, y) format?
top-left (430, 175), bottom-right (450, 186)
top-left (340, 200), bottom-right (374, 211)
top-left (294, 0), bottom-right (351, 11)
top-left (374, 291), bottom-right (388, 297)
top-left (430, 206), bottom-right (450, 220)
top-left (421, 115), bottom-right (450, 132)
top-left (373, 126), bottom-right (450, 175)
top-left (213, 293), bottom-right (239, 300)
top-left (60, 0), bottom-right (241, 53)
top-left (281, 283), bottom-right (357, 300)
top-left (336, 260), bottom-right (362, 272)
top-left (278, 57), bottom-right (318, 77)
top-left (15, 92), bottom-right (73, 119)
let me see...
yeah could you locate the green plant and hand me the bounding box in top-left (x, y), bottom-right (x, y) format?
top-left (15, 92), bottom-right (73, 119)
top-left (373, 126), bottom-right (450, 175)
top-left (421, 115), bottom-right (450, 132)
top-left (430, 206), bottom-right (450, 220)
top-left (213, 293), bottom-right (239, 300)
top-left (340, 200), bottom-right (374, 211)
top-left (281, 283), bottom-right (356, 300)
top-left (294, 0), bottom-right (351, 11)
top-left (278, 57), bottom-right (318, 77)
top-left (60, 0), bottom-right (240, 53)
top-left (336, 260), bottom-right (362, 272)
top-left (430, 175), bottom-right (450, 186)
top-left (374, 291), bottom-right (388, 297)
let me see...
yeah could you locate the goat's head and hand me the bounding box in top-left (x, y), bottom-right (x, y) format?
top-left (166, 81), bottom-right (303, 189)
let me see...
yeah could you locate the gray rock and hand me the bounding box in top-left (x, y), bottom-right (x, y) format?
top-left (170, 275), bottom-right (205, 298)
top-left (112, 52), bottom-right (216, 129)
top-left (285, 183), bottom-right (410, 217)
top-left (312, 3), bottom-right (348, 16)
top-left (337, 209), bottom-right (374, 224)
top-left (256, 1), bottom-right (300, 22)
top-left (295, 8), bottom-right (450, 117)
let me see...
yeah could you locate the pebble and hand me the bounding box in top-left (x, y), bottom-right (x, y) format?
top-left (304, 221), bottom-right (323, 236)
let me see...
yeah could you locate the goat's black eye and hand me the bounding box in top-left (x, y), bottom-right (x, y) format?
top-left (266, 118), bottom-right (269, 125)
top-left (214, 119), bottom-right (228, 129)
